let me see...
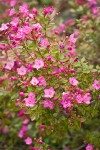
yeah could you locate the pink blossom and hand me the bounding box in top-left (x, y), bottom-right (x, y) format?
top-left (18, 125), bottom-right (28, 138)
top-left (89, 0), bottom-right (97, 5)
top-left (59, 66), bottom-right (66, 73)
top-left (42, 100), bottom-right (54, 110)
top-left (17, 66), bottom-right (27, 76)
top-left (68, 34), bottom-right (77, 44)
top-left (76, 94), bottom-right (83, 104)
top-left (86, 144), bottom-right (94, 150)
top-left (23, 118), bottom-right (29, 124)
top-left (37, 138), bottom-right (43, 144)
top-left (30, 77), bottom-right (39, 86)
top-left (60, 93), bottom-right (73, 108)
top-left (60, 99), bottom-right (72, 108)
top-left (28, 92), bottom-right (35, 99)
top-left (39, 39), bottom-right (49, 48)
top-left (83, 93), bottom-right (91, 104)
top-left (40, 124), bottom-right (45, 129)
top-left (23, 26), bottom-right (32, 34)
top-left (92, 79), bottom-right (100, 90)
top-left (19, 6), bottom-right (29, 16)
top-left (33, 58), bottom-right (44, 70)
top-left (17, 109), bottom-right (25, 117)
top-left (22, 81), bottom-right (28, 86)
top-left (32, 23), bottom-right (42, 31)
top-left (9, 8), bottom-right (16, 16)
top-left (24, 92), bottom-right (35, 107)
top-left (21, 125), bottom-right (28, 132)
top-left (18, 130), bottom-right (24, 138)
top-left (5, 61), bottom-right (14, 70)
top-left (69, 77), bottom-right (79, 86)
top-left (0, 23), bottom-right (8, 31)
top-left (25, 137), bottom-right (32, 145)
top-left (91, 7), bottom-right (99, 16)
top-left (67, 48), bottom-right (76, 56)
top-left (11, 17), bottom-right (19, 26)
top-left (10, 0), bottom-right (17, 7)
top-left (44, 87), bottom-right (55, 98)
top-left (32, 8), bottom-right (38, 15)
top-left (38, 76), bottom-right (46, 86)
top-left (67, 45), bottom-right (72, 50)
top-left (60, 92), bottom-right (73, 108)
top-left (59, 43), bottom-right (65, 49)
top-left (19, 92), bottom-right (25, 97)
top-left (43, 7), bottom-right (54, 15)
top-left (15, 28), bottom-right (26, 40)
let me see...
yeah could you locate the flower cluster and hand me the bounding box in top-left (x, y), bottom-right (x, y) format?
top-left (0, 1), bottom-right (100, 150)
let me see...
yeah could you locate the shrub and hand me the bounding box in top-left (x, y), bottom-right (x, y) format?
top-left (0, 1), bottom-right (100, 150)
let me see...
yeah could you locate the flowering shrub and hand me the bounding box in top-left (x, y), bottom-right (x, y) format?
top-left (0, 1), bottom-right (100, 150)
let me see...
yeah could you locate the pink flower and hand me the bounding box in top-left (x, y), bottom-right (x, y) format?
top-left (83, 93), bottom-right (91, 104)
top-left (69, 77), bottom-right (79, 86)
top-left (60, 92), bottom-right (73, 108)
top-left (5, 61), bottom-right (14, 70)
top-left (28, 92), bottom-right (35, 99)
top-left (17, 109), bottom-right (25, 117)
top-left (9, 8), bottom-right (16, 16)
top-left (92, 79), bottom-right (100, 90)
top-left (39, 39), bottom-right (49, 48)
top-left (91, 7), bottom-right (99, 16)
top-left (24, 92), bottom-right (35, 107)
top-left (10, 0), bottom-right (17, 7)
top-left (42, 100), bottom-right (54, 110)
top-left (32, 8), bottom-right (38, 15)
top-left (68, 34), bottom-right (77, 44)
top-left (0, 23), bottom-right (8, 31)
top-left (11, 17), bottom-right (19, 26)
top-left (19, 92), bottom-right (25, 97)
top-left (18, 125), bottom-right (28, 138)
top-left (43, 7), bottom-right (54, 15)
top-left (18, 130), bottom-right (24, 138)
top-left (23, 118), bottom-right (29, 124)
top-left (86, 144), bottom-right (94, 150)
top-left (33, 58), bottom-right (44, 70)
top-left (89, 0), bottom-right (97, 5)
top-left (25, 137), bottom-right (32, 145)
top-left (17, 66), bottom-right (27, 76)
top-left (19, 6), bottom-right (29, 16)
top-left (60, 99), bottom-right (72, 108)
top-left (15, 28), bottom-right (26, 40)
top-left (38, 76), bottom-right (46, 86)
top-left (68, 48), bottom-right (76, 56)
top-left (23, 26), bottom-right (32, 35)
top-left (67, 45), bottom-right (72, 50)
top-left (32, 23), bottom-right (42, 31)
top-left (30, 77), bottom-right (39, 86)
top-left (76, 94), bottom-right (83, 104)
top-left (44, 87), bottom-right (55, 98)
top-left (21, 125), bottom-right (28, 132)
